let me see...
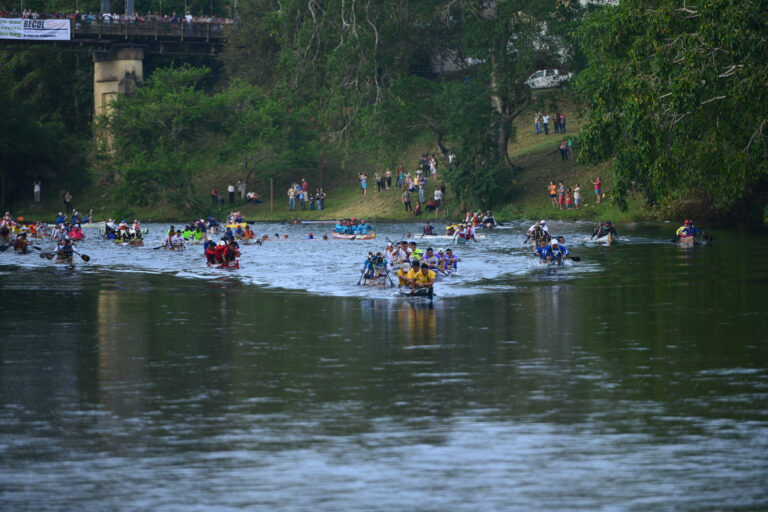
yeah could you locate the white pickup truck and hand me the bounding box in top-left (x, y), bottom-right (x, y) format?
top-left (525, 69), bottom-right (573, 89)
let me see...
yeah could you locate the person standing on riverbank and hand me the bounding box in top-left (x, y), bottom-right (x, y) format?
top-left (592, 177), bottom-right (602, 204)
top-left (558, 181), bottom-right (565, 210)
top-left (287, 184), bottom-right (297, 211)
top-left (64, 191), bottom-right (72, 214)
top-left (227, 184), bottom-right (235, 206)
top-left (543, 114), bottom-right (550, 135)
top-left (574, 184), bottom-right (581, 209)
top-left (33, 180), bottom-right (41, 204)
top-left (402, 189), bottom-right (412, 212)
top-left (548, 181), bottom-right (557, 208)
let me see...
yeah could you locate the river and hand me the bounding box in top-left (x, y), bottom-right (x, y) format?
top-left (1, 221), bottom-right (767, 510)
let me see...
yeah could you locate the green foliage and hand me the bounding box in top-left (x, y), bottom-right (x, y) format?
top-left (0, 50), bottom-right (91, 210)
top-left (107, 65), bottom-right (317, 209)
top-left (576, 0), bottom-right (768, 211)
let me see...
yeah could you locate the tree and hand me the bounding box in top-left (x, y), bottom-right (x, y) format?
top-left (576, 0), bottom-right (768, 211)
top-left (106, 65), bottom-right (316, 209)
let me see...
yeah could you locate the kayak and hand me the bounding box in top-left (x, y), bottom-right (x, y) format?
top-left (226, 223), bottom-right (247, 229)
top-left (208, 260), bottom-right (240, 270)
top-left (398, 286), bottom-right (434, 300)
top-left (419, 234), bottom-right (486, 240)
top-left (332, 233), bottom-right (376, 240)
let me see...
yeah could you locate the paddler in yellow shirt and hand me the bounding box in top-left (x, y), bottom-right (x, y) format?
top-left (408, 260), bottom-right (435, 293)
top-left (397, 262), bottom-right (412, 287)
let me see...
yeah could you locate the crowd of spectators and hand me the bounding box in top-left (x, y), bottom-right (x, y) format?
top-left (1, 8), bottom-right (237, 25)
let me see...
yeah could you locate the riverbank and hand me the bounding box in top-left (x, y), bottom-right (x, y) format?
top-left (9, 92), bottom-right (703, 225)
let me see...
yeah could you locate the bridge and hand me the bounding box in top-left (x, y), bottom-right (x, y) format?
top-left (1, 18), bottom-right (230, 124)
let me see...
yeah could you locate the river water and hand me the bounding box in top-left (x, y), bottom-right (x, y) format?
top-left (1, 221), bottom-right (767, 511)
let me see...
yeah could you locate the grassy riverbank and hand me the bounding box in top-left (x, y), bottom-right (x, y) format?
top-left (11, 92), bottom-right (689, 225)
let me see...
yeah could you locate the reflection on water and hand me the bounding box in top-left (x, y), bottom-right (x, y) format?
top-left (1, 223), bottom-right (767, 510)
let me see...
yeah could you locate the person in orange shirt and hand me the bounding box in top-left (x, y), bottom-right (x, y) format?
top-left (548, 181), bottom-right (557, 208)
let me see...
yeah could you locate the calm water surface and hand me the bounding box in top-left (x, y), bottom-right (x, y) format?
top-left (1, 221), bottom-right (767, 511)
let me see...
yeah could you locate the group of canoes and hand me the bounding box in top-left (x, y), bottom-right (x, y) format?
top-left (358, 239), bottom-right (460, 299)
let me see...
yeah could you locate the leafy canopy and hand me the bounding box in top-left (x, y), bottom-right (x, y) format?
top-left (576, 0), bottom-right (768, 211)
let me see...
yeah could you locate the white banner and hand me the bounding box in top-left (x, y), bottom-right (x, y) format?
top-left (0, 18), bottom-right (71, 41)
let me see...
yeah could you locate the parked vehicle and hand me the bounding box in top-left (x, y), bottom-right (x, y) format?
top-left (525, 69), bottom-right (573, 89)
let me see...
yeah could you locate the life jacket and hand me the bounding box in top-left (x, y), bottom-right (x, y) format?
top-left (214, 245), bottom-right (226, 263)
top-left (57, 245), bottom-right (73, 260)
top-left (205, 247), bottom-right (217, 263)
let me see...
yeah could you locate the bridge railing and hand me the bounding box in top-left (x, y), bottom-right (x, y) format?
top-left (73, 19), bottom-right (231, 41)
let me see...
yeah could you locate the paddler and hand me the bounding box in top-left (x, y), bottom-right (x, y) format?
top-left (526, 220), bottom-right (550, 244)
top-left (423, 222), bottom-right (434, 235)
top-left (104, 218), bottom-right (117, 239)
top-left (131, 220), bottom-right (143, 239)
top-left (224, 238), bottom-right (240, 262)
top-left (171, 229), bottom-right (185, 248)
top-left (162, 227), bottom-right (175, 248)
top-left (482, 211), bottom-right (497, 227)
top-left (675, 219), bottom-right (700, 240)
top-left (422, 247), bottom-right (439, 269)
top-left (205, 241), bottom-right (218, 264)
top-left (442, 248), bottom-right (458, 272)
top-left (591, 220), bottom-right (618, 240)
top-left (55, 212), bottom-right (66, 225)
top-left (411, 260), bottom-right (436, 293)
top-left (214, 240), bottom-right (227, 263)
top-left (13, 232), bottom-right (29, 253)
top-left (397, 262), bottom-right (412, 287)
top-left (547, 239), bottom-right (570, 264)
top-left (54, 239), bottom-right (79, 264)
top-left (408, 241), bottom-right (423, 262)
top-left (243, 225), bottom-right (255, 240)
top-left (533, 239), bottom-right (550, 262)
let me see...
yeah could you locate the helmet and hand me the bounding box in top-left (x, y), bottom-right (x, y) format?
top-left (551, 239), bottom-right (559, 245)
top-left (437, 248), bottom-right (444, 253)
top-left (685, 219), bottom-right (691, 225)
top-left (606, 220), bottom-right (612, 225)
top-left (400, 263), bottom-right (410, 270)
top-left (540, 220), bottom-right (546, 224)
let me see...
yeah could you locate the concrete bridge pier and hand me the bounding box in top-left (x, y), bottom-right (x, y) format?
top-left (92, 48), bottom-right (144, 124)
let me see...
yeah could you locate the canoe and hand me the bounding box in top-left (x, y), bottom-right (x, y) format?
top-left (588, 233), bottom-right (618, 245)
top-left (82, 221), bottom-right (106, 229)
top-left (164, 245), bottom-right (185, 251)
top-left (398, 286), bottom-right (434, 300)
top-left (678, 236), bottom-right (696, 247)
top-left (332, 233), bottom-right (376, 240)
top-left (116, 239), bottom-right (144, 247)
top-left (226, 223), bottom-right (247, 229)
top-left (208, 260), bottom-right (240, 270)
top-left (419, 234), bottom-right (486, 240)
top-left (361, 274), bottom-right (393, 287)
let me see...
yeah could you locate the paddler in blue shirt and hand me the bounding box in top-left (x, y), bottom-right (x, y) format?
top-left (335, 221), bottom-right (344, 233)
top-left (547, 239), bottom-right (570, 264)
top-left (675, 219), bottom-right (700, 239)
top-left (356, 220), bottom-right (371, 234)
top-left (442, 248), bottom-right (458, 271)
top-left (423, 222), bottom-right (434, 235)
top-left (533, 239), bottom-right (550, 261)
top-left (422, 247), bottom-right (439, 270)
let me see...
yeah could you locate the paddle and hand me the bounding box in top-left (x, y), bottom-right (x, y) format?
top-left (569, 256), bottom-right (581, 262)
